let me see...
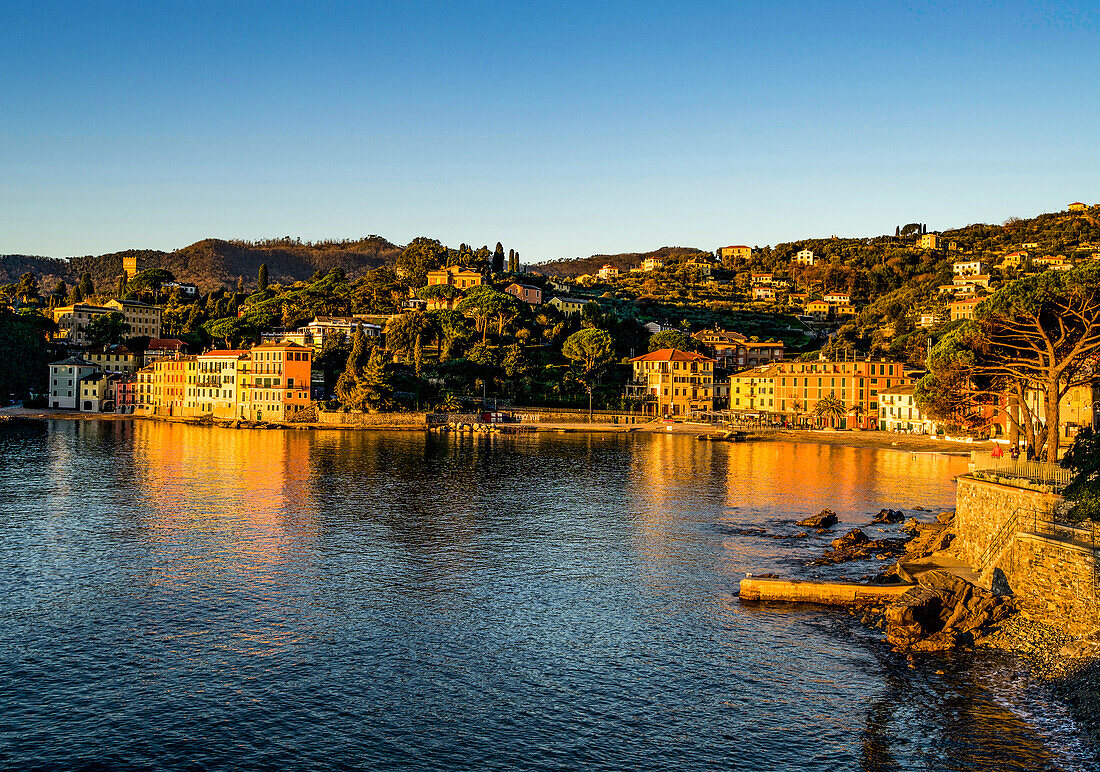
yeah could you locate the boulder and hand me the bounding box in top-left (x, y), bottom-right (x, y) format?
top-left (881, 570), bottom-right (1014, 652)
top-left (797, 509), bottom-right (838, 528)
top-left (831, 528), bottom-right (869, 550)
top-left (871, 508), bottom-right (905, 524)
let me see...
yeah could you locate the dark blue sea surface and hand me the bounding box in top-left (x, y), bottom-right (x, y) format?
top-left (0, 420), bottom-right (1092, 770)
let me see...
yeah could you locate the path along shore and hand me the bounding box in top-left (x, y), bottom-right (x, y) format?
top-left (1, 406), bottom-right (985, 454)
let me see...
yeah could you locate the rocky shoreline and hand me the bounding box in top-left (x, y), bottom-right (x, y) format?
top-left (799, 503), bottom-right (1100, 748)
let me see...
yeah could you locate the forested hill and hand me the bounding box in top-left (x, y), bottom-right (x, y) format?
top-left (531, 205), bottom-right (1100, 276)
top-left (0, 236), bottom-right (402, 294)
top-left (533, 246), bottom-right (711, 277)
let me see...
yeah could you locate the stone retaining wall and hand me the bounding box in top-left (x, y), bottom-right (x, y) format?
top-left (954, 475), bottom-right (1061, 566)
top-left (956, 475), bottom-right (1098, 636)
top-left (1003, 532), bottom-right (1098, 636)
top-left (317, 410), bottom-right (430, 427)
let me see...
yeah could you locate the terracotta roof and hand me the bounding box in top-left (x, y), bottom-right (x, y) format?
top-left (630, 348), bottom-right (715, 363)
top-left (252, 341), bottom-right (311, 350)
top-left (146, 339), bottom-right (185, 349)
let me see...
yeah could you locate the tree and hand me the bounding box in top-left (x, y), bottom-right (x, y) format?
top-left (15, 273), bottom-right (40, 304)
top-left (562, 328), bottom-right (616, 420)
top-left (336, 329), bottom-right (394, 412)
top-left (430, 309), bottom-right (470, 360)
top-left (812, 394), bottom-right (847, 427)
top-left (258, 264), bottom-right (269, 291)
top-left (78, 272), bottom-right (94, 300)
top-left (396, 237), bottom-right (448, 287)
top-left (126, 268), bottom-right (175, 300)
top-left (647, 329), bottom-right (700, 353)
top-left (87, 312), bottom-right (131, 348)
top-left (416, 283), bottom-right (462, 304)
top-left (51, 280), bottom-right (68, 305)
top-left (456, 286), bottom-right (516, 341)
top-left (492, 242), bottom-right (505, 274)
top-left (923, 265), bottom-right (1100, 461)
top-left (508, 249), bottom-right (516, 273)
top-left (237, 277), bottom-right (245, 293)
top-left (849, 402), bottom-right (867, 428)
top-left (116, 275), bottom-right (127, 298)
top-left (385, 310), bottom-right (435, 377)
top-left (1061, 428), bottom-right (1100, 522)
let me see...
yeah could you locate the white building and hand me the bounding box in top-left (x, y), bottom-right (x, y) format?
top-left (878, 385), bottom-right (937, 433)
top-left (597, 265), bottom-right (620, 281)
top-left (48, 356), bottom-right (98, 409)
top-left (952, 260), bottom-right (985, 276)
top-left (640, 257), bottom-right (664, 272)
top-left (795, 249), bottom-right (816, 266)
top-left (823, 292), bottom-right (850, 304)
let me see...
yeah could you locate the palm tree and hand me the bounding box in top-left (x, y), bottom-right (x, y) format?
top-left (790, 399), bottom-right (804, 427)
top-left (812, 394), bottom-right (846, 428)
top-left (849, 403), bottom-right (867, 430)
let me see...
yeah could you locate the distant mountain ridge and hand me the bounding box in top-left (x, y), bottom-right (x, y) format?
top-left (0, 236), bottom-right (402, 293)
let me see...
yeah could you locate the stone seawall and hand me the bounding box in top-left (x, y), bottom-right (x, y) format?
top-left (317, 411), bottom-right (430, 427)
top-left (955, 475), bottom-right (1098, 637)
top-left (954, 476), bottom-right (1061, 566)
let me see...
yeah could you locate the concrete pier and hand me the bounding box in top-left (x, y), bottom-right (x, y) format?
top-left (738, 577), bottom-right (914, 605)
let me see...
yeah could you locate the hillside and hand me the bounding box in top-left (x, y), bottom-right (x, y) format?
top-left (0, 237), bottom-right (402, 294)
top-left (533, 246), bottom-right (711, 278)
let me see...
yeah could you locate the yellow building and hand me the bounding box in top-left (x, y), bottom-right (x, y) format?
top-left (426, 266), bottom-right (484, 290)
top-left (547, 296), bottom-right (590, 316)
top-left (240, 342), bottom-right (313, 421)
top-left (86, 344), bottom-right (140, 374)
top-left (626, 349), bottom-right (714, 418)
top-left (185, 350), bottom-right (249, 418)
top-left (920, 233), bottom-right (940, 249)
top-left (805, 300), bottom-right (831, 320)
top-left (122, 254), bottom-right (147, 280)
top-left (719, 245), bottom-right (751, 262)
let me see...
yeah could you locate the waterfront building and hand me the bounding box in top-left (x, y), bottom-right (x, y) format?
top-left (240, 342), bottom-right (313, 422)
top-left (78, 371), bottom-right (121, 413)
top-left (879, 385), bottom-right (937, 433)
top-left (505, 283), bottom-right (543, 305)
top-left (186, 350), bottom-right (249, 418)
top-left (48, 356), bottom-right (98, 409)
top-left (625, 349), bottom-right (714, 418)
top-left (426, 266), bottom-right (483, 290)
top-left (728, 359), bottom-right (915, 429)
top-left (115, 374), bottom-right (138, 414)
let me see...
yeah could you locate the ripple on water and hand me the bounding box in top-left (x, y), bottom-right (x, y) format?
top-left (0, 420), bottom-right (1091, 770)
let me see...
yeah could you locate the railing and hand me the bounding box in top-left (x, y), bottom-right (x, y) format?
top-left (970, 451), bottom-right (1074, 489)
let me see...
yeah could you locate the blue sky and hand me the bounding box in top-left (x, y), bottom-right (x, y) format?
top-left (1, 1), bottom-right (1097, 262)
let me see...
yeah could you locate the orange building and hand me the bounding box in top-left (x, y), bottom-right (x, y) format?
top-left (729, 359), bottom-right (916, 429)
top-left (240, 342), bottom-right (313, 421)
top-left (426, 266), bottom-right (483, 290)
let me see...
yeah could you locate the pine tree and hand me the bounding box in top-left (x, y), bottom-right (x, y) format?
top-left (258, 263), bottom-right (269, 291)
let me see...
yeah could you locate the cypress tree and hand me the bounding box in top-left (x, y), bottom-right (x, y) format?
top-left (258, 263), bottom-right (269, 291)
top-left (78, 272), bottom-right (94, 299)
top-left (237, 277), bottom-right (245, 293)
top-left (116, 275), bottom-right (127, 298)
top-left (492, 242), bottom-right (505, 273)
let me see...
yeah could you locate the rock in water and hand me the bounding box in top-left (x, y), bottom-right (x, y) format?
top-left (883, 570), bottom-right (1015, 652)
top-left (871, 508), bottom-right (904, 524)
top-left (831, 529), bottom-right (869, 550)
top-left (797, 509), bottom-right (838, 528)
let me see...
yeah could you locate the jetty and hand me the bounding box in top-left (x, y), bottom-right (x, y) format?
top-left (738, 577), bottom-right (913, 606)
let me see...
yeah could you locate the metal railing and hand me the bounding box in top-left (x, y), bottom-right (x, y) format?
top-left (970, 451), bottom-right (1074, 489)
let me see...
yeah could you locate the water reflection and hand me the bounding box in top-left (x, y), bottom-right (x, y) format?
top-left (0, 421), bottom-right (1090, 771)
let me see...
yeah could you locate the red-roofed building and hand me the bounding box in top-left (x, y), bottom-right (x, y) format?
top-left (626, 349), bottom-right (715, 417)
top-left (143, 338), bottom-right (188, 365)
